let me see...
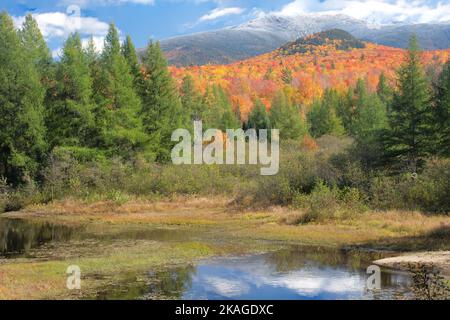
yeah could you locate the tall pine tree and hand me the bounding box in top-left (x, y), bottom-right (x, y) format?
top-left (433, 60), bottom-right (450, 156)
top-left (384, 35), bottom-right (433, 173)
top-left (308, 89), bottom-right (345, 138)
top-left (247, 100), bottom-right (271, 134)
top-left (47, 33), bottom-right (95, 152)
top-left (0, 12), bottom-right (46, 184)
top-left (19, 14), bottom-right (52, 79)
top-left (97, 23), bottom-right (149, 159)
top-left (121, 35), bottom-right (141, 84)
top-left (181, 74), bottom-right (203, 122)
top-left (140, 40), bottom-right (185, 161)
top-left (269, 90), bottom-right (306, 140)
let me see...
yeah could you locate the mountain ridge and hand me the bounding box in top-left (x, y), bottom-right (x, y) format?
top-left (156, 13), bottom-right (450, 66)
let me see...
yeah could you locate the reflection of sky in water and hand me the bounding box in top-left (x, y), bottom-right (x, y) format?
top-left (182, 255), bottom-right (412, 300)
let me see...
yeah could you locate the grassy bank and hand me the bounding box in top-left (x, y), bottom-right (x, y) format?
top-left (1, 197), bottom-right (448, 299)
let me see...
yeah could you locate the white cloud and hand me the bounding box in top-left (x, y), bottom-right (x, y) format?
top-left (203, 276), bottom-right (250, 297)
top-left (199, 7), bottom-right (245, 22)
top-left (13, 12), bottom-right (110, 40)
top-left (273, 0), bottom-right (450, 25)
top-left (59, 0), bottom-right (155, 7)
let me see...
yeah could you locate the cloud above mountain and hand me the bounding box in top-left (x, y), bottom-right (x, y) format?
top-left (199, 7), bottom-right (245, 22)
top-left (273, 0), bottom-right (450, 25)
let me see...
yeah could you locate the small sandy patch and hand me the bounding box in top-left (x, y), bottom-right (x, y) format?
top-left (374, 251), bottom-right (450, 276)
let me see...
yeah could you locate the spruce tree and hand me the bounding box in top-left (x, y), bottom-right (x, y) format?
top-left (308, 89), bottom-right (345, 138)
top-left (97, 23), bottom-right (149, 159)
top-left (269, 90), bottom-right (306, 140)
top-left (84, 36), bottom-right (98, 67)
top-left (19, 14), bottom-right (52, 78)
top-left (220, 105), bottom-right (241, 131)
top-left (352, 93), bottom-right (388, 167)
top-left (247, 100), bottom-right (271, 134)
top-left (0, 12), bottom-right (46, 184)
top-left (140, 40), bottom-right (184, 161)
top-left (384, 35), bottom-right (434, 173)
top-left (433, 60), bottom-right (450, 156)
top-left (337, 87), bottom-right (355, 135)
top-left (121, 35), bottom-right (141, 84)
top-left (47, 33), bottom-right (95, 150)
top-left (181, 74), bottom-right (203, 122)
top-left (377, 72), bottom-right (393, 107)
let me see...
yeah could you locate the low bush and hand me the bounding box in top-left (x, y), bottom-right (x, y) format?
top-left (369, 159), bottom-right (450, 213)
top-left (291, 181), bottom-right (367, 224)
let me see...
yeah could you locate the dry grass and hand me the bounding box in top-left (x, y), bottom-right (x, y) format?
top-left (0, 197), bottom-right (448, 299)
top-left (8, 198), bottom-right (448, 248)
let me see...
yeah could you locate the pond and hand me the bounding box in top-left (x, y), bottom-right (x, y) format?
top-left (0, 217), bottom-right (194, 258)
top-left (97, 247), bottom-right (413, 300)
top-left (0, 217), bottom-right (414, 300)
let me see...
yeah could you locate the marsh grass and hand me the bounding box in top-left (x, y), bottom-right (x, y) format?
top-left (0, 197), bottom-right (448, 299)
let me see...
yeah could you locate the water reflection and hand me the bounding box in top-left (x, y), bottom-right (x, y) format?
top-left (99, 246), bottom-right (413, 300)
top-left (0, 218), bottom-right (78, 257)
top-left (180, 247), bottom-right (412, 300)
top-left (0, 217), bottom-right (193, 257)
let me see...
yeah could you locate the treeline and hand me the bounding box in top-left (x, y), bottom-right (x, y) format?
top-left (0, 11), bottom-right (315, 187)
top-left (0, 13), bottom-right (241, 185)
top-left (307, 36), bottom-right (449, 173)
top-left (1, 11), bottom-right (449, 192)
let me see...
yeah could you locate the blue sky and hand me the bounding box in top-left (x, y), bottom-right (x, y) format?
top-left (1, 0), bottom-right (449, 56)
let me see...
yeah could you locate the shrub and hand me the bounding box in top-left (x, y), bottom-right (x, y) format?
top-left (292, 181), bottom-right (367, 224)
top-left (369, 159), bottom-right (450, 213)
top-left (293, 181), bottom-right (340, 223)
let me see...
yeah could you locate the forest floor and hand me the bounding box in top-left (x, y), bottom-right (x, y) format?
top-left (0, 196), bottom-right (448, 299)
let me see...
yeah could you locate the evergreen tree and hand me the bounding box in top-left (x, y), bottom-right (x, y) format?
top-left (0, 12), bottom-right (46, 184)
top-left (384, 35), bottom-right (434, 173)
top-left (220, 105), bottom-right (241, 131)
top-left (47, 33), bottom-right (95, 150)
top-left (269, 90), bottom-right (306, 140)
top-left (247, 100), bottom-right (271, 134)
top-left (352, 93), bottom-right (388, 167)
top-left (97, 23), bottom-right (149, 159)
top-left (140, 40), bottom-right (184, 161)
top-left (433, 60), bottom-right (450, 156)
top-left (214, 85), bottom-right (239, 131)
top-left (181, 74), bottom-right (203, 122)
top-left (202, 84), bottom-right (239, 130)
top-left (336, 87), bottom-right (355, 135)
top-left (377, 72), bottom-right (393, 107)
top-left (84, 36), bottom-right (98, 67)
top-left (354, 93), bottom-right (388, 143)
top-left (121, 35), bottom-right (141, 83)
top-left (84, 36), bottom-right (103, 107)
top-left (308, 89), bottom-right (345, 138)
top-left (19, 14), bottom-right (52, 78)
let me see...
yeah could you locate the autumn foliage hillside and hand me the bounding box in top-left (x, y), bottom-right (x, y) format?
top-left (170, 30), bottom-right (450, 120)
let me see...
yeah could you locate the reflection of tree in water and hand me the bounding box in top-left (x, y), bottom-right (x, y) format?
top-left (266, 245), bottom-right (413, 298)
top-left (146, 265), bottom-right (196, 300)
top-left (0, 218), bottom-right (77, 256)
top-left (267, 246), bottom-right (389, 273)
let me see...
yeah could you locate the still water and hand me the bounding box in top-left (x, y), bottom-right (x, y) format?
top-left (97, 248), bottom-right (413, 300)
top-left (0, 217), bottom-right (413, 300)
